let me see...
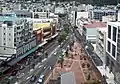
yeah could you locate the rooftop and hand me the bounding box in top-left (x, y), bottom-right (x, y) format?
top-left (33, 23), bottom-right (50, 30)
top-left (0, 15), bottom-right (18, 22)
top-left (93, 9), bottom-right (116, 13)
top-left (61, 72), bottom-right (76, 84)
top-left (84, 22), bottom-right (107, 28)
top-left (97, 27), bottom-right (107, 32)
top-left (108, 21), bottom-right (120, 27)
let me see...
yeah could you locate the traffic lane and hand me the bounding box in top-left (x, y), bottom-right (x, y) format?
top-left (23, 45), bottom-right (60, 84)
top-left (45, 42), bottom-right (59, 55)
top-left (28, 48), bottom-right (60, 84)
top-left (33, 37), bottom-right (71, 84)
top-left (24, 65), bottom-right (45, 84)
top-left (18, 44), bottom-right (60, 84)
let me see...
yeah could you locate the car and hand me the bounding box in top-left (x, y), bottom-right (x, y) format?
top-left (37, 79), bottom-right (43, 84)
top-left (37, 75), bottom-right (45, 84)
top-left (43, 65), bottom-right (48, 69)
top-left (53, 52), bottom-right (57, 56)
top-left (30, 75), bottom-right (36, 82)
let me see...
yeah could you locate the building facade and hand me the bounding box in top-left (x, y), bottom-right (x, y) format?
top-left (0, 13), bottom-right (36, 61)
top-left (90, 9), bottom-right (116, 21)
top-left (106, 22), bottom-right (120, 83)
top-left (96, 28), bottom-right (107, 64)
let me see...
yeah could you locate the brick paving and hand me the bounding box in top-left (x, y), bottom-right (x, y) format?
top-left (45, 41), bottom-right (102, 84)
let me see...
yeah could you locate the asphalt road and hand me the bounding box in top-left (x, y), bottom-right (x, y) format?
top-left (28, 34), bottom-right (72, 84)
top-left (17, 39), bottom-right (59, 84)
top-left (16, 22), bottom-right (72, 84)
top-left (11, 16), bottom-right (71, 84)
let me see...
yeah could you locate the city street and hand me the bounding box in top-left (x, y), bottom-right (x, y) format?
top-left (44, 36), bottom-right (102, 84)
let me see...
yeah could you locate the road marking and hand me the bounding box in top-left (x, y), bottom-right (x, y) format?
top-left (48, 45), bottom-right (60, 57)
top-left (19, 45), bottom-right (61, 84)
top-left (26, 75), bottom-right (32, 80)
top-left (44, 68), bottom-right (55, 84)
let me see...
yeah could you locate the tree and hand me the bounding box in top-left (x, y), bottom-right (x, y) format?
top-left (63, 24), bottom-right (70, 34)
top-left (58, 31), bottom-right (67, 43)
top-left (58, 54), bottom-right (64, 68)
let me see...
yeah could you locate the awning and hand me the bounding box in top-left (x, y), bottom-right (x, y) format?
top-left (7, 41), bottom-right (47, 66)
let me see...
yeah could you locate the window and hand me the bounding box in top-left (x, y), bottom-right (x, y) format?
top-left (4, 48), bottom-right (6, 50)
top-left (9, 33), bottom-right (11, 36)
top-left (107, 41), bottom-right (111, 53)
top-left (9, 38), bottom-right (11, 41)
top-left (113, 27), bottom-right (117, 42)
top-left (14, 38), bottom-right (16, 42)
top-left (4, 38), bottom-right (5, 40)
top-left (108, 25), bottom-right (111, 39)
top-left (4, 33), bottom-right (5, 35)
top-left (4, 43), bottom-right (6, 45)
top-left (112, 44), bottom-right (116, 57)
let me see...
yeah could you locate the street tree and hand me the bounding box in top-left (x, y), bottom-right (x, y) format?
top-left (58, 31), bottom-right (67, 43)
top-left (63, 24), bottom-right (70, 34)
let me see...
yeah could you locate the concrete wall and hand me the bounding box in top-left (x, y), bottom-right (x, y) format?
top-left (86, 28), bottom-right (97, 42)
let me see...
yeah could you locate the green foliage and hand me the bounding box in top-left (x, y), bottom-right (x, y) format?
top-left (58, 31), bottom-right (67, 43)
top-left (63, 24), bottom-right (70, 34)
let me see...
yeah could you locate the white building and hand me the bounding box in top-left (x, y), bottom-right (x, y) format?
top-left (55, 7), bottom-right (65, 14)
top-left (33, 11), bottom-right (49, 19)
top-left (96, 28), bottom-right (107, 64)
top-left (82, 21), bottom-right (106, 50)
top-left (76, 17), bottom-right (90, 35)
top-left (102, 15), bottom-right (116, 22)
top-left (106, 22), bottom-right (120, 84)
top-left (0, 13), bottom-right (36, 61)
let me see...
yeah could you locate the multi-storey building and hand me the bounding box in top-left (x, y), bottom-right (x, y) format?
top-left (106, 22), bottom-right (120, 83)
top-left (83, 21), bottom-right (106, 44)
top-left (90, 9), bottom-right (116, 21)
top-left (0, 13), bottom-right (36, 63)
top-left (11, 10), bottom-right (32, 18)
top-left (96, 28), bottom-right (107, 64)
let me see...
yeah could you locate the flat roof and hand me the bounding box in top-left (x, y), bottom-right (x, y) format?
top-left (84, 22), bottom-right (107, 28)
top-left (0, 16), bottom-right (18, 22)
top-left (61, 72), bottom-right (76, 84)
top-left (33, 23), bottom-right (50, 30)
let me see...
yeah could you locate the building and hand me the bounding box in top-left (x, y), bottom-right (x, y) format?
top-left (55, 7), bottom-right (65, 14)
top-left (61, 72), bottom-right (76, 84)
top-left (11, 10), bottom-right (32, 18)
top-left (102, 15), bottom-right (116, 22)
top-left (83, 21), bottom-right (106, 45)
top-left (33, 18), bottom-right (57, 41)
top-left (0, 13), bottom-right (36, 63)
top-left (33, 11), bottom-right (49, 19)
top-left (106, 22), bottom-right (120, 83)
top-left (96, 28), bottom-right (107, 64)
top-left (76, 17), bottom-right (90, 36)
top-left (90, 9), bottom-right (116, 21)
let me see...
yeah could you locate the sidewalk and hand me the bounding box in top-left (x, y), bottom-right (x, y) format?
top-left (97, 65), bottom-right (116, 84)
top-left (45, 41), bottom-right (102, 84)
